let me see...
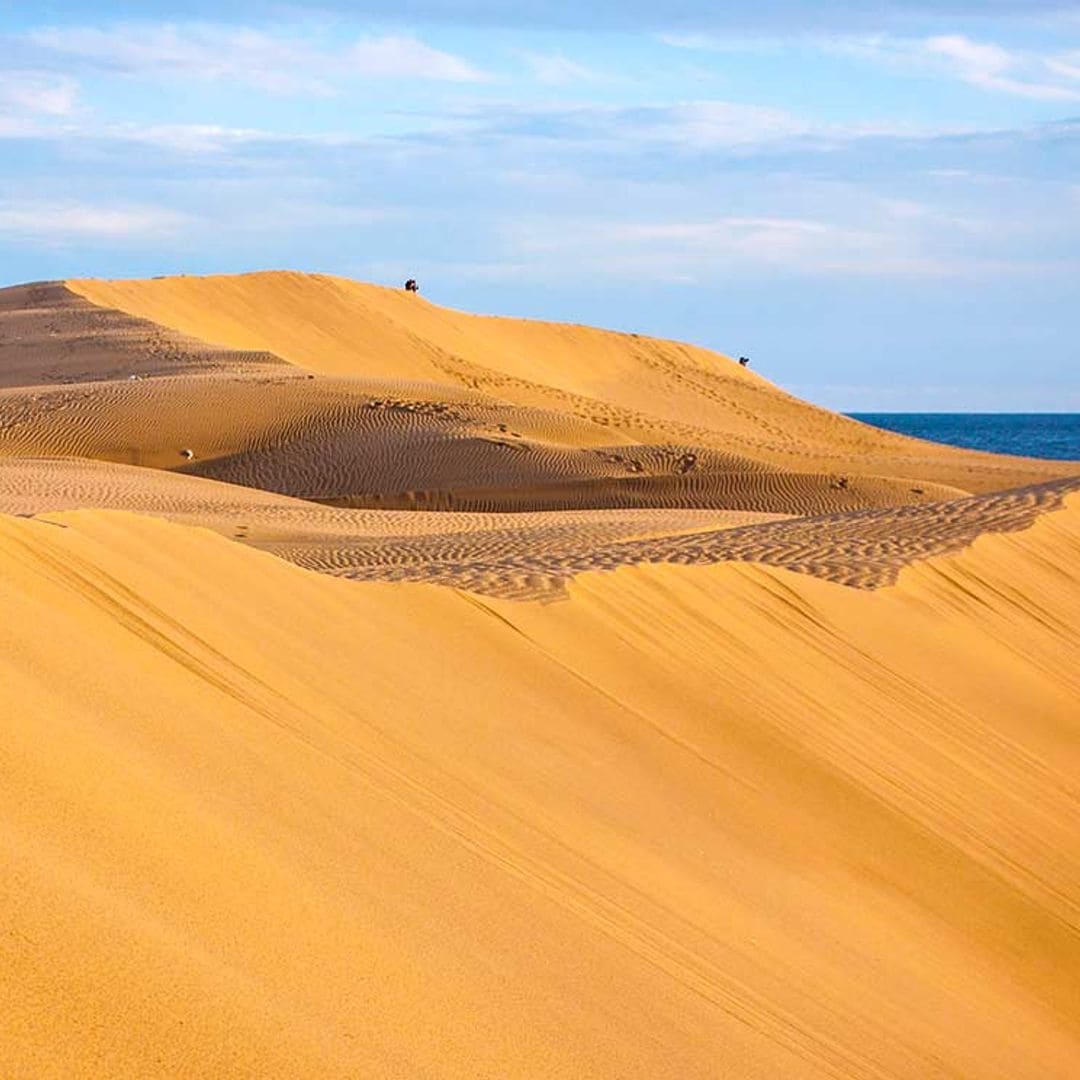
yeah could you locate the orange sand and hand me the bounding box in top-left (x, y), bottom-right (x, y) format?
top-left (68, 272), bottom-right (1072, 494)
top-left (2, 505), bottom-right (1079, 1077)
top-left (0, 272), bottom-right (1078, 1077)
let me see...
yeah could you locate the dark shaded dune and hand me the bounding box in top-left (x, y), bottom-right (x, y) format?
top-left (0, 284), bottom-right (975, 517)
top-left (314, 470), bottom-right (965, 514)
top-left (0, 280), bottom-right (283, 388)
top-left (0, 455), bottom-right (782, 549)
top-left (2, 283), bottom-right (968, 515)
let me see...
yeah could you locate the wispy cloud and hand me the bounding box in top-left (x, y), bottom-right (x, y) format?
top-left (925, 34), bottom-right (1080, 101)
top-left (519, 52), bottom-right (608, 85)
top-left (100, 122), bottom-right (286, 154)
top-left (0, 201), bottom-right (190, 242)
top-left (412, 97), bottom-right (980, 163)
top-left (26, 24), bottom-right (329, 94)
top-left (24, 24), bottom-right (489, 94)
top-left (506, 214), bottom-right (967, 280)
top-left (350, 35), bottom-right (489, 82)
top-left (659, 28), bottom-right (1080, 102)
top-left (418, 98), bottom-right (817, 152)
top-left (0, 71), bottom-right (79, 116)
top-left (840, 33), bottom-right (1080, 102)
top-left (658, 33), bottom-right (720, 51)
top-left (631, 101), bottom-right (808, 147)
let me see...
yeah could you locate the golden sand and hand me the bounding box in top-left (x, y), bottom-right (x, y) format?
top-left (65, 274), bottom-right (1074, 496)
top-left (1, 272), bottom-right (1078, 1077)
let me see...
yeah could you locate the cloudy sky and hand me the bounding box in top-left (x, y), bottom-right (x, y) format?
top-left (2, 1), bottom-right (1078, 409)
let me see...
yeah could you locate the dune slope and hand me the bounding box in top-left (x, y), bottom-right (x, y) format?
top-left (69, 272), bottom-right (1077, 494)
top-left (1, 501), bottom-right (1078, 1078)
top-left (3, 276), bottom-right (1074, 519)
top-left (2, 270), bottom-right (1080, 1077)
top-left (3, 457), bottom-right (1076, 598)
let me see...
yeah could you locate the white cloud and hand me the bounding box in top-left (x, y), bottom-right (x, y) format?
top-left (839, 33), bottom-right (1080, 102)
top-left (520, 52), bottom-right (606, 85)
top-left (658, 33), bottom-right (720, 50)
top-left (925, 34), bottom-right (1080, 101)
top-left (503, 211), bottom-right (1022, 281)
top-left (102, 123), bottom-right (281, 154)
top-left (350, 35), bottom-right (487, 82)
top-left (522, 100), bottom-right (814, 151)
top-left (0, 72), bottom-right (79, 117)
top-left (0, 202), bottom-right (190, 242)
top-left (25, 24), bottom-right (488, 94)
top-left (27, 24), bottom-right (326, 94)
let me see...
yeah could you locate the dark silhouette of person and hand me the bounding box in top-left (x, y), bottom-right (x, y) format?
top-left (404, 278), bottom-right (419, 293)
top-left (738, 356), bottom-right (751, 367)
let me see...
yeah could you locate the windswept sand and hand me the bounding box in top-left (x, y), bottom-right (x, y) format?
top-left (2, 504), bottom-right (1079, 1078)
top-left (1, 271), bottom-right (1079, 1077)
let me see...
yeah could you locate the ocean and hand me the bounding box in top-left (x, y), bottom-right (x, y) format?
top-left (848, 414), bottom-right (1080, 462)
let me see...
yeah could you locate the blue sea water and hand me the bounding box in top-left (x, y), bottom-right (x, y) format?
top-left (848, 414), bottom-right (1080, 463)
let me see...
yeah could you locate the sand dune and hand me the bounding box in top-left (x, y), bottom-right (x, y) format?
top-left (69, 272), bottom-right (1077, 493)
top-left (2, 502), bottom-right (1078, 1077)
top-left (0, 455), bottom-right (784, 560)
top-left (2, 271), bottom-right (1079, 1077)
top-left (2, 457), bottom-right (1074, 598)
top-left (4, 276), bottom-right (1072, 517)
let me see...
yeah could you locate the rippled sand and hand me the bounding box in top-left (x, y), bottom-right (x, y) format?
top-left (1, 272), bottom-right (1078, 1078)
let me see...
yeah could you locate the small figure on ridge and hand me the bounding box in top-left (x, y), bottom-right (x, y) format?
top-left (738, 356), bottom-right (751, 367)
top-left (404, 278), bottom-right (419, 294)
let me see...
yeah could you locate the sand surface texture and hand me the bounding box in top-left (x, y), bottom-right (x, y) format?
top-left (1, 272), bottom-right (1079, 1077)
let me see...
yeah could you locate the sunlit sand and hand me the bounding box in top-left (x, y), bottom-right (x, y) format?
top-left (1, 273), bottom-right (1078, 1077)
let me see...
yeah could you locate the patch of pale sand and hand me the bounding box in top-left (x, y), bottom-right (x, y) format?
top-left (1, 496), bottom-right (1078, 1078)
top-left (69, 271), bottom-right (1079, 492)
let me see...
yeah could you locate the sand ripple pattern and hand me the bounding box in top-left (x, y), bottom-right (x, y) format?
top-left (3, 458), bottom-right (1076, 601)
top-left (1, 274), bottom-right (1078, 601)
top-left (267, 477), bottom-right (1080, 598)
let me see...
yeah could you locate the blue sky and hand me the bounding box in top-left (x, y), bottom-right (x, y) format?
top-left (2, 2), bottom-right (1078, 409)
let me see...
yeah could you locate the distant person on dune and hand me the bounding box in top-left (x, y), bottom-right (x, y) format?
top-left (738, 356), bottom-right (751, 367)
top-left (404, 279), bottom-right (419, 293)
